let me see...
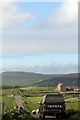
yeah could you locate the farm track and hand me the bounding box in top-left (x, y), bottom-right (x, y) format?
top-left (65, 98), bottom-right (78, 101)
top-left (15, 96), bottom-right (24, 108)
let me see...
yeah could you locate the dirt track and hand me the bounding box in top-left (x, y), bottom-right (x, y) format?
top-left (15, 96), bottom-right (24, 108)
top-left (65, 98), bottom-right (78, 101)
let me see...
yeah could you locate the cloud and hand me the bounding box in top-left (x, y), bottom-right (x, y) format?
top-left (1, 0), bottom-right (78, 55)
top-left (0, 2), bottom-right (34, 26)
top-left (0, 0), bottom-right (78, 26)
top-left (2, 25), bottom-right (78, 54)
top-left (2, 62), bottom-right (78, 74)
top-left (43, 0), bottom-right (78, 29)
top-left (0, 0), bottom-right (67, 2)
top-left (52, 0), bottom-right (78, 24)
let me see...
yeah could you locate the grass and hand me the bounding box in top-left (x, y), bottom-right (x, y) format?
top-left (66, 100), bottom-right (80, 111)
top-left (20, 87), bottom-right (56, 92)
top-left (64, 94), bottom-right (78, 99)
top-left (2, 87), bottom-right (80, 114)
top-left (2, 107), bottom-right (36, 120)
top-left (27, 96), bottom-right (42, 102)
top-left (2, 89), bottom-right (20, 96)
top-left (22, 96), bottom-right (42, 112)
top-left (22, 96), bottom-right (80, 113)
top-left (66, 109), bottom-right (80, 120)
top-left (2, 96), bottom-right (16, 110)
top-left (19, 87), bottom-right (58, 97)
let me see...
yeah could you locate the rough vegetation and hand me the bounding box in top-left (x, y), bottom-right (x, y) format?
top-left (66, 109), bottom-right (80, 120)
top-left (2, 87), bottom-right (80, 120)
top-left (2, 107), bottom-right (35, 120)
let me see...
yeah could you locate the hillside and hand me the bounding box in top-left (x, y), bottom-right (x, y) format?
top-left (1, 72), bottom-right (79, 87)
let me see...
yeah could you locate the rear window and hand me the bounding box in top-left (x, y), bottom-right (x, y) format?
top-left (46, 96), bottom-right (64, 102)
top-left (42, 95), bottom-right (64, 103)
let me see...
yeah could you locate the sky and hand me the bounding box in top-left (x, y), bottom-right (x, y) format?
top-left (0, 0), bottom-right (78, 74)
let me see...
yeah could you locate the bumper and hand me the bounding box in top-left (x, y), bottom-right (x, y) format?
top-left (42, 109), bottom-right (63, 116)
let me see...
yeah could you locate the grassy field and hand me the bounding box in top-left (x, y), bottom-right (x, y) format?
top-left (2, 96), bottom-right (16, 114)
top-left (20, 87), bottom-right (57, 96)
top-left (2, 88), bottom-right (20, 96)
top-left (2, 87), bottom-right (80, 114)
top-left (20, 87), bottom-right (56, 91)
top-left (64, 94), bottom-right (78, 99)
top-left (66, 100), bottom-right (80, 111)
top-left (22, 96), bottom-right (80, 113)
top-left (22, 96), bottom-right (42, 112)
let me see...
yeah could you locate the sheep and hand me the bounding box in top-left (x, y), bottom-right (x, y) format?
top-left (32, 110), bottom-right (36, 114)
top-left (36, 109), bottom-right (39, 114)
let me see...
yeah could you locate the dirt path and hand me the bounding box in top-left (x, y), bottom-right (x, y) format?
top-left (15, 96), bottom-right (24, 108)
top-left (65, 98), bottom-right (78, 102)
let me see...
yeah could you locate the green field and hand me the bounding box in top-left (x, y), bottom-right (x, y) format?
top-left (2, 96), bottom-right (16, 109)
top-left (22, 96), bottom-right (80, 112)
top-left (20, 87), bottom-right (56, 91)
top-left (2, 88), bottom-right (20, 96)
top-left (64, 94), bottom-right (78, 99)
top-left (22, 96), bottom-right (42, 112)
top-left (66, 100), bottom-right (80, 111)
top-left (1, 87), bottom-right (80, 115)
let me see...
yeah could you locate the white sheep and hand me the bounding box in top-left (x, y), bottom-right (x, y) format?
top-left (36, 109), bottom-right (39, 114)
top-left (32, 110), bottom-right (36, 114)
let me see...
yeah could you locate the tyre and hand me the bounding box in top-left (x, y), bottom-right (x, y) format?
top-left (61, 112), bottom-right (66, 119)
top-left (56, 113), bottom-right (59, 119)
top-left (39, 115), bottom-right (42, 119)
top-left (56, 113), bottom-right (61, 119)
top-left (39, 113), bottom-right (42, 119)
top-left (42, 113), bottom-right (45, 119)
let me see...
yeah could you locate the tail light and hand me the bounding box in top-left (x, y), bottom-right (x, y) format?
top-left (43, 104), bottom-right (46, 111)
top-left (43, 104), bottom-right (46, 109)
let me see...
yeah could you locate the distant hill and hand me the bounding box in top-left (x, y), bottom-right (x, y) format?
top-left (1, 71), bottom-right (79, 87)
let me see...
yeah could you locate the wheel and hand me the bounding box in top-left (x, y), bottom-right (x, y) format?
top-left (42, 113), bottom-right (45, 119)
top-left (61, 112), bottom-right (66, 119)
top-left (39, 113), bottom-right (42, 119)
top-left (56, 113), bottom-right (61, 119)
top-left (43, 114), bottom-right (45, 119)
top-left (56, 113), bottom-right (59, 119)
top-left (59, 114), bottom-right (62, 119)
top-left (39, 115), bottom-right (42, 119)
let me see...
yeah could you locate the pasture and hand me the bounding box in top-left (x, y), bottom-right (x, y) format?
top-left (1, 87), bottom-right (80, 114)
top-left (22, 96), bottom-right (80, 112)
top-left (2, 96), bottom-right (16, 110)
top-left (66, 100), bottom-right (80, 111)
top-left (22, 96), bottom-right (42, 112)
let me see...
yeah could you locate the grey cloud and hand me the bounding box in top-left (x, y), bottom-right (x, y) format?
top-left (0, 2), bottom-right (34, 26)
top-left (1, 0), bottom-right (67, 2)
top-left (1, 0), bottom-right (78, 55)
top-left (3, 62), bottom-right (78, 74)
top-left (45, 0), bottom-right (78, 24)
top-left (2, 25), bottom-right (78, 54)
